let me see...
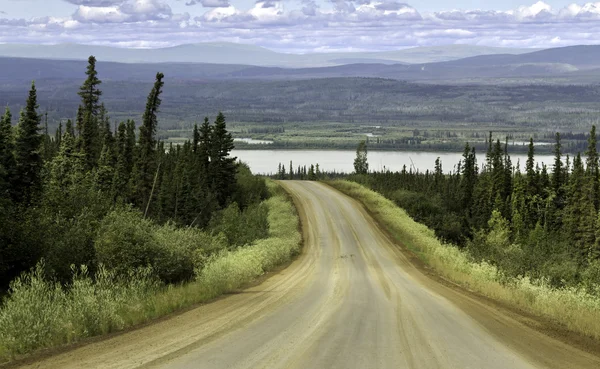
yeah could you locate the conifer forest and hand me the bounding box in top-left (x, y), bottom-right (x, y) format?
top-left (0, 56), bottom-right (268, 291)
top-left (342, 132), bottom-right (600, 289)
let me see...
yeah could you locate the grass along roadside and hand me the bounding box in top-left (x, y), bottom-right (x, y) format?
top-left (327, 180), bottom-right (600, 341)
top-left (0, 180), bottom-right (301, 364)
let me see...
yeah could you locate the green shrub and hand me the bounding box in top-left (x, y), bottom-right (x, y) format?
top-left (233, 163), bottom-right (269, 209)
top-left (42, 209), bottom-right (98, 283)
top-left (95, 208), bottom-right (204, 284)
top-left (153, 224), bottom-right (213, 283)
top-left (582, 261), bottom-right (600, 293)
top-left (95, 207), bottom-right (161, 276)
top-left (209, 202), bottom-right (269, 248)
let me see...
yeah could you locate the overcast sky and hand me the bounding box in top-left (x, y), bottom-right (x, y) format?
top-left (1, 0), bottom-right (600, 52)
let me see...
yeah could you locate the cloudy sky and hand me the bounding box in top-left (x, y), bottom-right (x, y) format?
top-left (1, 0), bottom-right (600, 52)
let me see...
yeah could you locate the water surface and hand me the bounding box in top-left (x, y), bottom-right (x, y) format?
top-left (233, 150), bottom-right (556, 174)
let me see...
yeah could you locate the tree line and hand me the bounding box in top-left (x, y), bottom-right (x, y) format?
top-left (0, 56), bottom-right (262, 291)
top-left (349, 132), bottom-right (600, 287)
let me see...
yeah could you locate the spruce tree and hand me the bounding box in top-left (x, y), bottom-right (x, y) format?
top-left (132, 72), bottom-right (164, 212)
top-left (510, 170), bottom-right (527, 241)
top-left (94, 143), bottom-right (115, 193)
top-left (198, 117), bottom-right (212, 186)
top-left (192, 123), bottom-right (200, 153)
top-left (41, 111), bottom-right (54, 161)
top-left (564, 153), bottom-right (596, 261)
top-left (99, 104), bottom-right (114, 150)
top-left (125, 119), bottom-right (136, 175)
top-left (552, 132), bottom-right (563, 194)
top-left (65, 119), bottom-right (75, 137)
top-left (112, 120), bottom-right (136, 201)
top-left (308, 164), bottom-right (316, 180)
top-left (13, 82), bottom-right (43, 204)
top-left (586, 125), bottom-right (600, 210)
top-left (460, 143), bottom-right (477, 213)
top-left (0, 107), bottom-right (15, 199)
top-left (80, 110), bottom-right (100, 169)
top-left (434, 157), bottom-right (443, 190)
top-left (526, 137), bottom-right (537, 196)
top-left (209, 112), bottom-right (237, 207)
top-left (54, 121), bottom-right (62, 150)
top-left (47, 131), bottom-right (85, 195)
top-left (77, 56), bottom-right (103, 169)
top-left (75, 106), bottom-right (84, 138)
top-left (78, 56), bottom-right (103, 116)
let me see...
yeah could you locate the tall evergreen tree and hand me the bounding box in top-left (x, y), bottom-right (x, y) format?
top-left (78, 56), bottom-right (103, 116)
top-left (13, 82), bottom-right (43, 204)
top-left (80, 110), bottom-right (100, 169)
top-left (586, 125), bottom-right (600, 210)
top-left (112, 120), bottom-right (136, 201)
top-left (132, 72), bottom-right (164, 212)
top-left (41, 112), bottom-right (54, 161)
top-left (65, 119), bottom-right (75, 137)
top-left (77, 56), bottom-right (104, 169)
top-left (99, 104), bottom-right (114, 148)
top-left (75, 106), bottom-right (84, 138)
top-left (192, 123), bottom-right (200, 153)
top-left (209, 112), bottom-right (237, 207)
top-left (526, 137), bottom-right (537, 196)
top-left (54, 121), bottom-right (62, 150)
top-left (434, 157), bottom-right (443, 191)
top-left (0, 107), bottom-right (15, 199)
top-left (564, 153), bottom-right (597, 261)
top-left (198, 117), bottom-right (212, 186)
top-left (94, 143), bottom-right (115, 193)
top-left (460, 143), bottom-right (477, 212)
top-left (552, 133), bottom-right (564, 195)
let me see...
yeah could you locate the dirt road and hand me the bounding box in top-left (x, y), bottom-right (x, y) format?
top-left (18, 181), bottom-right (600, 369)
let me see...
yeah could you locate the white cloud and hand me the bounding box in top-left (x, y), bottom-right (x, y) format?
top-left (73, 6), bottom-right (128, 23)
top-left (202, 5), bottom-right (239, 21)
top-left (512, 1), bottom-right (553, 18)
top-left (3, 2), bottom-right (600, 52)
top-left (73, 0), bottom-right (172, 23)
top-left (248, 1), bottom-right (284, 21)
top-left (185, 0), bottom-right (230, 8)
top-left (63, 0), bottom-right (125, 5)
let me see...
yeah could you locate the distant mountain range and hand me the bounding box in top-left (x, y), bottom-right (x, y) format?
top-left (0, 43), bottom-right (540, 67)
top-left (1, 44), bottom-right (600, 83)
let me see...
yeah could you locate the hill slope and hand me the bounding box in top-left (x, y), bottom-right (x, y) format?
top-left (0, 43), bottom-right (539, 67)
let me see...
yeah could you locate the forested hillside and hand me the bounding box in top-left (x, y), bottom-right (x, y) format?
top-left (2, 77), bottom-right (600, 153)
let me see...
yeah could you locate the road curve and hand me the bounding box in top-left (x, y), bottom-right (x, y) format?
top-left (16, 181), bottom-right (600, 369)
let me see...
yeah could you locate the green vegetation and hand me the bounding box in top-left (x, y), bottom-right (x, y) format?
top-left (0, 56), bottom-right (251, 291)
top-left (0, 57), bottom-right (300, 363)
top-left (338, 131), bottom-right (600, 290)
top-left (328, 180), bottom-right (600, 340)
top-left (0, 183), bottom-right (300, 362)
top-left (353, 140), bottom-right (368, 175)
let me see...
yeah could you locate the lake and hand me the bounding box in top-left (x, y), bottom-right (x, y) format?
top-left (233, 150), bottom-right (557, 175)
